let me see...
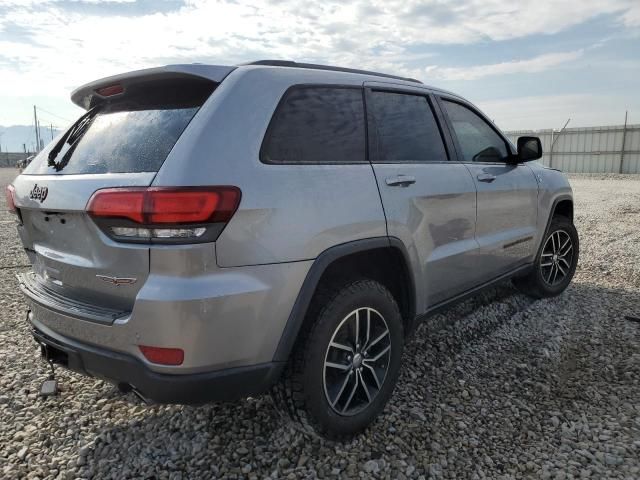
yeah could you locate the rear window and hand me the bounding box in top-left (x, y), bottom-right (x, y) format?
top-left (261, 86), bottom-right (366, 164)
top-left (368, 91), bottom-right (447, 162)
top-left (25, 78), bottom-right (215, 175)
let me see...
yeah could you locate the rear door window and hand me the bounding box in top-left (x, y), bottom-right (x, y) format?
top-left (25, 79), bottom-right (214, 175)
top-left (261, 86), bottom-right (366, 164)
top-left (367, 90), bottom-right (448, 162)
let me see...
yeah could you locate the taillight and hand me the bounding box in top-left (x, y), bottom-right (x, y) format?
top-left (5, 185), bottom-right (17, 214)
top-left (86, 186), bottom-right (241, 243)
top-left (139, 345), bottom-right (184, 366)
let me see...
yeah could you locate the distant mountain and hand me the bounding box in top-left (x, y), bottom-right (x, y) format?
top-left (0, 125), bottom-right (62, 153)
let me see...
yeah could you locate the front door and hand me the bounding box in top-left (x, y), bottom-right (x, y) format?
top-left (437, 97), bottom-right (539, 278)
top-left (365, 84), bottom-right (480, 311)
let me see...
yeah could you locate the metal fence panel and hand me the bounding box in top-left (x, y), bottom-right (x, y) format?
top-left (505, 124), bottom-right (640, 174)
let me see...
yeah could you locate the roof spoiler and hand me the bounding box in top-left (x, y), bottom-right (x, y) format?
top-left (70, 64), bottom-right (236, 110)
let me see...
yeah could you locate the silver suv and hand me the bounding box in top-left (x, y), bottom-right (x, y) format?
top-left (8, 61), bottom-right (579, 439)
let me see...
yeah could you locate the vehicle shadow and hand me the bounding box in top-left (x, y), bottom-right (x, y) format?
top-left (75, 279), bottom-right (639, 478)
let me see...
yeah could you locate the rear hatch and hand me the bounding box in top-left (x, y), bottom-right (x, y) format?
top-left (11, 67), bottom-right (229, 312)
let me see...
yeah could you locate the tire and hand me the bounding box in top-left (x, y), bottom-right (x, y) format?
top-left (514, 215), bottom-right (579, 298)
top-left (272, 279), bottom-right (404, 440)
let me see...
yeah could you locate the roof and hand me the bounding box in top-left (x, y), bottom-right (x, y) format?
top-left (242, 60), bottom-right (423, 84)
top-left (70, 60), bottom-right (428, 110)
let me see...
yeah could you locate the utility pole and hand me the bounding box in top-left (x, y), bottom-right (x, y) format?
top-left (38, 120), bottom-right (43, 150)
top-left (33, 105), bottom-right (41, 153)
top-left (620, 110), bottom-right (628, 174)
top-left (549, 118), bottom-right (571, 169)
top-left (50, 123), bottom-right (54, 141)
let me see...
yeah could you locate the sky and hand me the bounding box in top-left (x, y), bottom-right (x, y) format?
top-left (0, 0), bottom-right (639, 141)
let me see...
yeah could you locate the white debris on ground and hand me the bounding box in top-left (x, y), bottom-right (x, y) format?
top-left (0, 169), bottom-right (638, 479)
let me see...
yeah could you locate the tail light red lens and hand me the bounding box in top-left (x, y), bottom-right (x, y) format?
top-left (88, 189), bottom-right (146, 223)
top-left (5, 185), bottom-right (17, 214)
top-left (139, 345), bottom-right (184, 366)
top-left (87, 187), bottom-right (241, 224)
top-left (86, 186), bottom-right (241, 243)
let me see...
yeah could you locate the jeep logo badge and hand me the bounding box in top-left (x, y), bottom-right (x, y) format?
top-left (29, 184), bottom-right (48, 203)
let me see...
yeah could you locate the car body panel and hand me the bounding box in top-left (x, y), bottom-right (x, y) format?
top-left (464, 162), bottom-right (539, 275)
top-left (20, 243), bottom-right (312, 374)
top-left (12, 173), bottom-right (155, 310)
top-left (153, 67), bottom-right (388, 267)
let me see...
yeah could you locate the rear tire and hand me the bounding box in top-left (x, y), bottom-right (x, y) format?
top-left (272, 279), bottom-right (404, 440)
top-left (514, 216), bottom-right (579, 298)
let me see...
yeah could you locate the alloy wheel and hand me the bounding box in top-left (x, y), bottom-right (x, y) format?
top-left (323, 307), bottom-right (391, 416)
top-left (540, 229), bottom-right (574, 286)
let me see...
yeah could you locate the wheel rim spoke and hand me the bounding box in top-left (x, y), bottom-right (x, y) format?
top-left (358, 370), bottom-right (372, 402)
top-left (556, 262), bottom-right (567, 276)
top-left (366, 329), bottom-right (389, 351)
top-left (342, 373), bottom-right (360, 414)
top-left (551, 263), bottom-right (559, 284)
top-left (363, 363), bottom-right (382, 389)
top-left (545, 263), bottom-right (554, 283)
top-left (330, 341), bottom-right (353, 354)
top-left (331, 372), bottom-right (352, 407)
top-left (560, 244), bottom-right (573, 257)
top-left (323, 307), bottom-right (391, 416)
top-left (325, 361), bottom-right (350, 371)
top-left (365, 309), bottom-right (371, 347)
top-left (365, 344), bottom-right (391, 362)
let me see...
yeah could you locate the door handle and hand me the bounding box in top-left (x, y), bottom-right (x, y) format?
top-left (385, 175), bottom-right (416, 187)
top-left (476, 173), bottom-right (497, 183)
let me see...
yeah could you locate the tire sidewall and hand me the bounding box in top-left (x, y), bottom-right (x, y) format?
top-left (302, 281), bottom-right (404, 436)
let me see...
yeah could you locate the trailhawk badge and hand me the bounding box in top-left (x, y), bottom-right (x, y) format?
top-left (96, 275), bottom-right (137, 287)
top-left (29, 184), bottom-right (48, 203)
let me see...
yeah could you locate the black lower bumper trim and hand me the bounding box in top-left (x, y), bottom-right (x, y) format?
top-left (31, 326), bottom-right (284, 405)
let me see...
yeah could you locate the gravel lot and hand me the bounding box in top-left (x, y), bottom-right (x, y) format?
top-left (0, 168), bottom-right (638, 479)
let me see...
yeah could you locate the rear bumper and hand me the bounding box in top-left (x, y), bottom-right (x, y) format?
top-left (31, 319), bottom-right (284, 404)
top-left (17, 256), bottom-right (312, 373)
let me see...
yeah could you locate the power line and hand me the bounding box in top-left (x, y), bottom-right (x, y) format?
top-left (35, 106), bottom-right (72, 123)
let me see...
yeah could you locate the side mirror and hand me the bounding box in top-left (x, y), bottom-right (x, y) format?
top-left (517, 136), bottom-right (543, 162)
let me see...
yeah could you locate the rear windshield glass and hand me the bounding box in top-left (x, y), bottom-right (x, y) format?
top-left (25, 78), bottom-right (215, 175)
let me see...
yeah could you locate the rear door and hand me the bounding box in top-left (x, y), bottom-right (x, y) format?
top-left (437, 96), bottom-right (539, 277)
top-left (12, 75), bottom-right (216, 311)
top-left (364, 83), bottom-right (479, 310)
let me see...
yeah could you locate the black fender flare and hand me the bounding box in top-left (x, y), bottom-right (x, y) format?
top-left (272, 237), bottom-right (415, 362)
top-left (544, 195), bottom-right (573, 233)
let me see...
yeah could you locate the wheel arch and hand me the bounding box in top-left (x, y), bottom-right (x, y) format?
top-left (544, 195), bottom-right (574, 233)
top-left (272, 237), bottom-right (416, 362)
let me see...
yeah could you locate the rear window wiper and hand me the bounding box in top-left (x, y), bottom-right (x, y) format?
top-left (48, 106), bottom-right (100, 170)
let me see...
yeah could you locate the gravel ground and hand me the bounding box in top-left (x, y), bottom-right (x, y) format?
top-left (0, 168), bottom-right (639, 479)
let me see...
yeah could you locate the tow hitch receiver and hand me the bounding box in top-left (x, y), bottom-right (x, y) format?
top-left (31, 325), bottom-right (59, 397)
top-left (39, 343), bottom-right (59, 397)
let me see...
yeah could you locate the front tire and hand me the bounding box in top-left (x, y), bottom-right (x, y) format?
top-left (272, 279), bottom-right (404, 439)
top-left (514, 216), bottom-right (579, 298)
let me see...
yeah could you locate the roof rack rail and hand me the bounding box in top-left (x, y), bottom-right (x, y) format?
top-left (243, 60), bottom-right (423, 84)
